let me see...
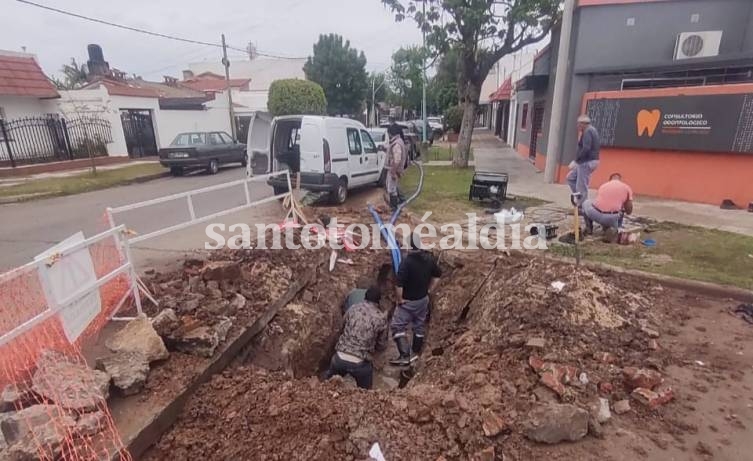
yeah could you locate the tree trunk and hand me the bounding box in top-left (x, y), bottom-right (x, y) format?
top-left (453, 81), bottom-right (480, 168)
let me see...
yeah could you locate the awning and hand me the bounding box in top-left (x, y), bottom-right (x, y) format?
top-left (489, 77), bottom-right (513, 101)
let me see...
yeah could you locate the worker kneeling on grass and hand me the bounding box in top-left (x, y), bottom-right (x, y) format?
top-left (582, 172), bottom-right (634, 241)
top-left (326, 286), bottom-right (388, 389)
top-left (390, 235), bottom-right (442, 366)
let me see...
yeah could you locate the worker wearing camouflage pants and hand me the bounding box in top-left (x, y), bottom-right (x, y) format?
top-left (390, 235), bottom-right (442, 366)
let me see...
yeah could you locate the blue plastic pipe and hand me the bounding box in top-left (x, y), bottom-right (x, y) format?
top-left (368, 161), bottom-right (425, 274)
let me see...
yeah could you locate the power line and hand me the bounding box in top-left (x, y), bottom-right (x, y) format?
top-left (16, 0), bottom-right (306, 60)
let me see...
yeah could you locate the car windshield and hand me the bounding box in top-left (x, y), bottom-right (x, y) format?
top-left (368, 131), bottom-right (385, 142)
top-left (171, 133), bottom-right (206, 146)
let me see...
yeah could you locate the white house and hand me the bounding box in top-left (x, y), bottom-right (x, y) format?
top-left (62, 77), bottom-right (232, 157)
top-left (0, 50), bottom-right (60, 121)
top-left (183, 57), bottom-right (306, 115)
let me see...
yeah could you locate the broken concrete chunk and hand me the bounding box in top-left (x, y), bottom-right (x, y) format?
top-left (151, 308), bottom-right (180, 338)
top-left (172, 318), bottom-right (232, 358)
top-left (0, 383), bottom-right (32, 412)
top-left (31, 350), bottom-right (110, 412)
top-left (593, 398), bottom-right (612, 424)
top-left (230, 293), bottom-right (247, 312)
top-left (481, 411), bottom-right (508, 437)
top-left (523, 403), bottom-right (589, 444)
top-left (201, 261), bottom-right (241, 281)
top-left (174, 326), bottom-right (218, 358)
top-left (215, 317), bottom-right (233, 343)
top-left (613, 399), bottom-right (631, 414)
top-left (2, 404), bottom-right (76, 460)
top-left (75, 410), bottom-right (107, 437)
top-left (96, 352), bottom-right (150, 396)
top-left (106, 316), bottom-right (169, 363)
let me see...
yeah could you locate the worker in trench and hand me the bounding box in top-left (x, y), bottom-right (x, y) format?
top-left (343, 264), bottom-right (391, 313)
top-left (325, 286), bottom-right (388, 389)
top-left (389, 234), bottom-right (442, 366)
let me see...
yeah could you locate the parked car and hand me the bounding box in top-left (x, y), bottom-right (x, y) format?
top-left (427, 116), bottom-right (444, 136)
top-left (379, 121), bottom-right (419, 162)
top-left (367, 128), bottom-right (388, 152)
top-left (410, 120), bottom-right (435, 145)
top-left (262, 116), bottom-right (385, 204)
top-left (159, 131), bottom-right (246, 176)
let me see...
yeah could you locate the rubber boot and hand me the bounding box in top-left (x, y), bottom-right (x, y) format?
top-left (410, 334), bottom-right (424, 363)
top-left (389, 335), bottom-right (411, 366)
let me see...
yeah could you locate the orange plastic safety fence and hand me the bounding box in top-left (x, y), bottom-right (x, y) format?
top-left (0, 218), bottom-right (135, 460)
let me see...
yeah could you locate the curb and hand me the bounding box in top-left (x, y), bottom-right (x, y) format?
top-left (0, 171), bottom-right (169, 204)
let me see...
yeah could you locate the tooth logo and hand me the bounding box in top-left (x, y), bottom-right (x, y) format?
top-left (637, 109), bottom-right (661, 137)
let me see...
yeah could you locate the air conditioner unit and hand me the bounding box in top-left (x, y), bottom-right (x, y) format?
top-left (674, 31), bottom-right (722, 60)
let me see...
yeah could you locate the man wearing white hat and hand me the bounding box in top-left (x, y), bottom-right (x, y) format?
top-left (567, 115), bottom-right (600, 207)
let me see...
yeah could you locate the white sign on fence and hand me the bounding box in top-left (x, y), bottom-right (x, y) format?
top-left (35, 232), bottom-right (102, 343)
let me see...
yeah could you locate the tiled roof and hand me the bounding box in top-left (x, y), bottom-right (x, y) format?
top-left (489, 77), bottom-right (512, 101)
top-left (181, 76), bottom-right (251, 92)
top-left (0, 54), bottom-right (59, 98)
top-left (83, 78), bottom-right (159, 98)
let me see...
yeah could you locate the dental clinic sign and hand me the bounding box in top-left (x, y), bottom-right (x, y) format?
top-left (586, 92), bottom-right (753, 154)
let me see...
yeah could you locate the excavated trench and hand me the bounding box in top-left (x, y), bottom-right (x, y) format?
top-left (138, 228), bottom-right (744, 460)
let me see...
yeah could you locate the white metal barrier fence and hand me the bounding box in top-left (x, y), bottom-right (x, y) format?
top-left (0, 224), bottom-right (140, 347)
top-left (106, 170), bottom-right (291, 244)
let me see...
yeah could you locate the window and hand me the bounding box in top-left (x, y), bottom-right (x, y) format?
top-left (347, 128), bottom-right (362, 155)
top-left (171, 132), bottom-right (206, 146)
top-left (220, 132), bottom-right (234, 144)
top-left (521, 103), bottom-right (529, 130)
top-left (360, 130), bottom-right (377, 153)
top-left (368, 131), bottom-right (385, 142)
top-left (209, 133), bottom-right (224, 145)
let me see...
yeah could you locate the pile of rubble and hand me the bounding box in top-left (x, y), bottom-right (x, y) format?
top-left (1, 350), bottom-right (120, 459)
top-left (147, 249), bottom-right (684, 459)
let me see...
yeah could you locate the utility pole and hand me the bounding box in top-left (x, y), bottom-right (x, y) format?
top-left (221, 34), bottom-right (237, 140)
top-left (421, 0), bottom-right (427, 143)
top-left (543, 0), bottom-right (576, 182)
top-left (371, 77), bottom-right (376, 128)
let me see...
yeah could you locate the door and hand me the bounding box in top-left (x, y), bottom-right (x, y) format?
top-left (120, 109), bottom-right (158, 158)
top-left (299, 120), bottom-right (322, 173)
top-left (346, 127), bottom-right (367, 186)
top-left (359, 129), bottom-right (381, 182)
top-left (208, 132), bottom-right (229, 163)
top-left (219, 131), bottom-right (243, 162)
top-left (528, 102), bottom-right (545, 162)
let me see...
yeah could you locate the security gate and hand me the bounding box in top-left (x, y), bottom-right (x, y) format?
top-left (120, 109), bottom-right (158, 158)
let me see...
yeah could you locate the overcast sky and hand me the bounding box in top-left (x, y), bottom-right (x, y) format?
top-left (2, 0), bottom-right (423, 80)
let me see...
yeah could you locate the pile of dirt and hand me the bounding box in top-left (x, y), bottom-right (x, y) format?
top-left (147, 367), bottom-right (497, 461)
top-left (145, 243), bottom-right (701, 459)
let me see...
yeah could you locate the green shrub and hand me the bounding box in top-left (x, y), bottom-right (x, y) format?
top-left (444, 105), bottom-right (463, 133)
top-left (268, 79), bottom-right (327, 116)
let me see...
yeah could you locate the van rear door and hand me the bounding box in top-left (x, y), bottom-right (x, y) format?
top-left (299, 118), bottom-right (324, 173)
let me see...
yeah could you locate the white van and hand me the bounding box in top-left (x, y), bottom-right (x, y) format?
top-left (253, 115), bottom-right (385, 204)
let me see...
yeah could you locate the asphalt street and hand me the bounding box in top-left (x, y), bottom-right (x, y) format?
top-left (0, 166), bottom-right (278, 271)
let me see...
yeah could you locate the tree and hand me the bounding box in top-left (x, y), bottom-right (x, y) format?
top-left (389, 46), bottom-right (425, 116)
top-left (383, 0), bottom-right (559, 167)
top-left (268, 79), bottom-right (327, 116)
top-left (53, 58), bottom-right (88, 90)
top-left (444, 105), bottom-right (464, 133)
top-left (303, 34), bottom-right (369, 116)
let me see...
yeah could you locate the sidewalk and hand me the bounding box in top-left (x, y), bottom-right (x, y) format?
top-left (471, 129), bottom-right (753, 237)
top-left (0, 160), bottom-right (159, 188)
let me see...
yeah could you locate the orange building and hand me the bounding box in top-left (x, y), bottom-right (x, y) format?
top-left (512, 0), bottom-right (753, 207)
